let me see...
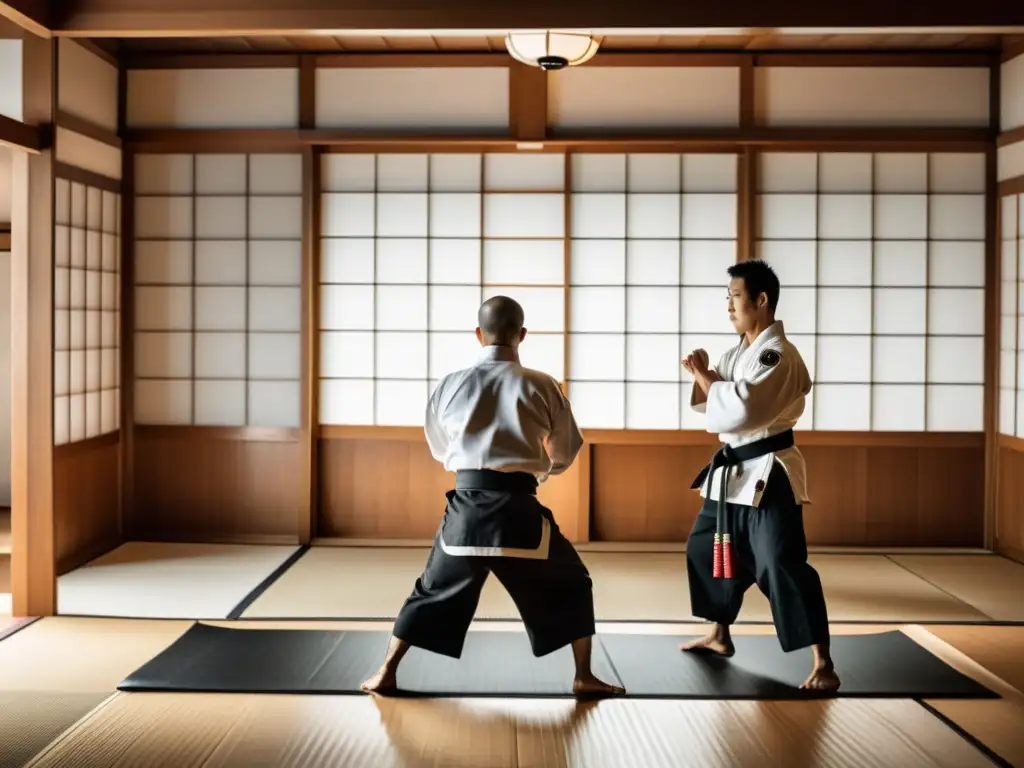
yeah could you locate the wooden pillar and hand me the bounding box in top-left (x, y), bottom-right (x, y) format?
top-left (118, 63), bottom-right (134, 541)
top-left (737, 148), bottom-right (758, 262)
top-left (983, 59), bottom-right (1002, 550)
top-left (299, 145), bottom-right (321, 544)
top-left (509, 62), bottom-right (547, 142)
top-left (298, 56), bottom-right (319, 544)
top-left (10, 32), bottom-right (56, 616)
top-left (737, 55), bottom-right (757, 264)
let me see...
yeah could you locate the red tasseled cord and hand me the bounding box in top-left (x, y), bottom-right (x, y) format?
top-left (722, 534), bottom-right (734, 580)
top-left (712, 533), bottom-right (723, 579)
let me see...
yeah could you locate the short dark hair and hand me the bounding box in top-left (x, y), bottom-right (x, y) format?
top-left (477, 295), bottom-right (525, 344)
top-left (727, 259), bottom-right (780, 314)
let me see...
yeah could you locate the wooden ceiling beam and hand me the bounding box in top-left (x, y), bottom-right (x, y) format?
top-left (0, 113), bottom-right (46, 153)
top-left (47, 1), bottom-right (1024, 37)
top-left (0, 0), bottom-right (49, 37)
top-left (119, 49), bottom-right (1000, 70)
top-left (119, 126), bottom-right (994, 155)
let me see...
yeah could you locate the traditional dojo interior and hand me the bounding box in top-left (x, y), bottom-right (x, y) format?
top-left (2, 2), bottom-right (1024, 765)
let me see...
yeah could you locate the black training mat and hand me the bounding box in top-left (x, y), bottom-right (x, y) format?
top-left (118, 624), bottom-right (997, 700)
top-left (119, 623), bottom-right (618, 697)
top-left (601, 632), bottom-right (998, 700)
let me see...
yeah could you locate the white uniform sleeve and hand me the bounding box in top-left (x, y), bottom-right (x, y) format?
top-left (423, 385), bottom-right (450, 463)
top-left (704, 348), bottom-right (802, 434)
top-left (546, 387), bottom-right (584, 475)
top-left (690, 350), bottom-right (730, 413)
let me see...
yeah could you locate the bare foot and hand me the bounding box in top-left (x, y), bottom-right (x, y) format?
top-left (800, 664), bottom-right (840, 693)
top-left (360, 666), bottom-right (398, 695)
top-left (572, 673), bottom-right (625, 698)
top-left (680, 629), bottom-right (735, 657)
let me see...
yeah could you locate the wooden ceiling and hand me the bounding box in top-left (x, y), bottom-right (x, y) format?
top-left (100, 30), bottom-right (1023, 56)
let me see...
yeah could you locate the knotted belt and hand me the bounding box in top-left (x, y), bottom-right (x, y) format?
top-left (690, 429), bottom-right (795, 579)
top-left (454, 469), bottom-right (538, 495)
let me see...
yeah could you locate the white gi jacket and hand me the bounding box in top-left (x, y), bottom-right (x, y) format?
top-left (424, 344), bottom-right (583, 559)
top-left (424, 344), bottom-right (583, 483)
top-left (690, 321), bottom-right (811, 507)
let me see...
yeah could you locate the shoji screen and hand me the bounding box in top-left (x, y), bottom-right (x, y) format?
top-left (481, 155), bottom-right (566, 382)
top-left (756, 152), bottom-right (987, 432)
top-left (318, 152), bottom-right (566, 427)
top-left (53, 178), bottom-right (122, 444)
top-left (567, 153), bottom-right (739, 429)
top-left (1001, 193), bottom-right (1023, 436)
top-left (133, 153), bottom-right (303, 428)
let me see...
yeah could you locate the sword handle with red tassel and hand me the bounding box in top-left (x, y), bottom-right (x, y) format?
top-left (712, 532), bottom-right (723, 578)
top-left (722, 533), bottom-right (734, 579)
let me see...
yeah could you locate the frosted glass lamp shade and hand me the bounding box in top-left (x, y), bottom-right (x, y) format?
top-left (505, 31), bottom-right (600, 70)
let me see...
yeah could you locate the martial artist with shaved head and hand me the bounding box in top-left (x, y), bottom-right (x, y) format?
top-left (362, 296), bottom-right (624, 698)
top-left (681, 259), bottom-right (840, 692)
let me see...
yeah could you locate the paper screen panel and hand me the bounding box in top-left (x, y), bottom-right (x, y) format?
top-left (566, 153), bottom-right (740, 429)
top-left (132, 152), bottom-right (302, 427)
top-left (756, 150), bottom-right (988, 431)
top-left (54, 179), bottom-right (121, 444)
top-left (319, 153), bottom-right (566, 426)
top-left (1002, 194), bottom-right (1023, 436)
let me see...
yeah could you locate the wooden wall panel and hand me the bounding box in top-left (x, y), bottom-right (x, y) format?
top-left (757, 66), bottom-right (991, 127)
top-left (318, 437), bottom-right (586, 541)
top-left (547, 66), bottom-right (740, 131)
top-left (54, 128), bottom-right (122, 180)
top-left (130, 428), bottom-right (301, 542)
top-left (318, 438), bottom-right (450, 539)
top-left (590, 443), bottom-right (984, 546)
top-left (996, 443), bottom-right (1024, 562)
top-left (126, 68), bottom-right (299, 128)
top-left (315, 67), bottom-right (509, 131)
top-left (591, 444), bottom-right (710, 542)
top-left (536, 447), bottom-right (588, 543)
top-left (998, 139), bottom-right (1024, 182)
top-left (57, 39), bottom-right (118, 132)
top-left (53, 436), bottom-right (120, 574)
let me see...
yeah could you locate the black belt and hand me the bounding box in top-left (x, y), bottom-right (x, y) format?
top-left (691, 429), bottom-right (795, 580)
top-left (455, 469), bottom-right (538, 495)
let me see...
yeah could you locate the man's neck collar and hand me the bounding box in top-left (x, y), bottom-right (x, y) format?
top-left (478, 344), bottom-right (519, 362)
top-left (744, 319), bottom-right (784, 347)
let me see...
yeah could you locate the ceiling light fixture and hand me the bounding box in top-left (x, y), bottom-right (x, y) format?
top-left (504, 30), bottom-right (600, 71)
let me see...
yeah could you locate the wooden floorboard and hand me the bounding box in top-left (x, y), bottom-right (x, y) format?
top-left (23, 693), bottom-right (998, 768)
top-left (2, 550), bottom-right (1023, 766)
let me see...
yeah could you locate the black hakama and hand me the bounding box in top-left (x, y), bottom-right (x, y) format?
top-left (686, 431), bottom-right (830, 653)
top-left (393, 469), bottom-right (596, 659)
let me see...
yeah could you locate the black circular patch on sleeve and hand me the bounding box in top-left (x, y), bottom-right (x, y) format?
top-left (759, 349), bottom-right (781, 367)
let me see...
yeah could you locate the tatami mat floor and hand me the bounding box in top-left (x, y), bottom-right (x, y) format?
top-left (2, 545), bottom-right (1023, 766)
top-left (52, 542), bottom-right (1024, 624)
top-left (55, 541), bottom-right (300, 619)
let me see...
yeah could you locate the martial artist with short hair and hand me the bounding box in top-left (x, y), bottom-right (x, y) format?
top-left (362, 295), bottom-right (624, 698)
top-left (681, 259), bottom-right (840, 692)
